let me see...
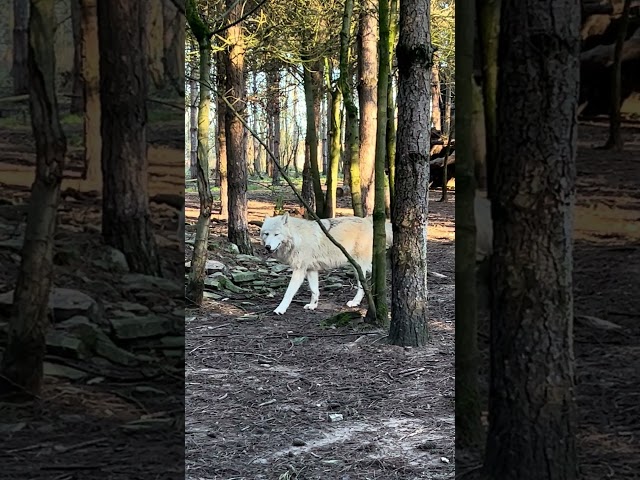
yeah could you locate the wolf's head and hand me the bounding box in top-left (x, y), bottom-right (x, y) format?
top-left (260, 212), bottom-right (290, 253)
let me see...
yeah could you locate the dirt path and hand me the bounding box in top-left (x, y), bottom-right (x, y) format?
top-left (185, 190), bottom-right (455, 479)
top-left (457, 121), bottom-right (640, 478)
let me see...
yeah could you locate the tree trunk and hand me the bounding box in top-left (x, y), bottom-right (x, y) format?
top-left (251, 71), bottom-right (262, 177)
top-left (358, 0), bottom-right (378, 215)
top-left (368, 0), bottom-right (391, 325)
top-left (455, 0), bottom-right (483, 448)
top-left (483, 1), bottom-right (580, 478)
top-left (302, 58), bottom-right (325, 216)
top-left (325, 87), bottom-right (342, 218)
top-left (386, 0), bottom-right (398, 214)
top-left (98, 0), bottom-right (161, 276)
top-left (224, 0), bottom-right (252, 254)
top-left (217, 50), bottom-right (228, 217)
top-left (431, 60), bottom-right (441, 131)
top-left (0, 0), bottom-right (67, 396)
top-left (389, 0), bottom-right (430, 347)
top-left (79, 0), bottom-right (101, 191)
top-left (267, 67), bottom-right (282, 185)
top-left (477, 0), bottom-right (500, 197)
top-left (603, 0), bottom-right (632, 150)
top-left (70, 0), bottom-right (84, 114)
top-left (185, 0), bottom-right (214, 305)
top-left (189, 73), bottom-right (198, 180)
top-left (162, 0), bottom-right (184, 95)
top-left (12, 0), bottom-right (29, 95)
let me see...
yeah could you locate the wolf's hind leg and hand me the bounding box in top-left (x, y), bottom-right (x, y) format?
top-left (304, 270), bottom-right (320, 310)
top-left (346, 261), bottom-right (369, 307)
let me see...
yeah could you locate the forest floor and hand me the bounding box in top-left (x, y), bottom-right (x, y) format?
top-left (0, 101), bottom-right (185, 478)
top-left (184, 187), bottom-right (456, 479)
top-left (457, 120), bottom-right (640, 479)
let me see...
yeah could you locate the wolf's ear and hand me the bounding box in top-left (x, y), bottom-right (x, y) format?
top-left (282, 212), bottom-right (289, 224)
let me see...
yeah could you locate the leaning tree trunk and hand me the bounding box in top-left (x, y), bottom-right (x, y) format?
top-left (368, 0), bottom-right (391, 325)
top-left (0, 0), bottom-right (67, 396)
top-left (267, 66), bottom-right (282, 185)
top-left (455, 0), bottom-right (483, 448)
top-left (185, 0), bottom-right (214, 305)
top-left (358, 0), bottom-right (379, 216)
top-left (224, 0), bottom-right (252, 254)
top-left (12, 0), bottom-right (29, 95)
top-left (389, 0), bottom-right (430, 347)
top-left (483, 1), bottom-right (580, 478)
top-left (98, 0), bottom-right (161, 276)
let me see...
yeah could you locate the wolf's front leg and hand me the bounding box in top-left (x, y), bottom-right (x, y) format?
top-left (304, 270), bottom-right (320, 310)
top-left (274, 269), bottom-right (306, 315)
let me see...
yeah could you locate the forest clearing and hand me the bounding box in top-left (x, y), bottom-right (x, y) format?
top-left (184, 187), bottom-right (455, 479)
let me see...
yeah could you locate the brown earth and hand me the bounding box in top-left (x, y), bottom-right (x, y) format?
top-left (457, 120), bottom-right (640, 479)
top-left (184, 188), bottom-right (456, 479)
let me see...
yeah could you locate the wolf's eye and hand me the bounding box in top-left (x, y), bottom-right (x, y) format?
top-left (264, 233), bottom-right (269, 237)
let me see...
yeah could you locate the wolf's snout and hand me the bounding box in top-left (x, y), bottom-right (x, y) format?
top-left (265, 244), bottom-right (272, 252)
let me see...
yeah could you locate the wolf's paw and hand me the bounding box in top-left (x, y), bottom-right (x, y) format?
top-left (346, 300), bottom-right (361, 308)
top-left (274, 306), bottom-right (287, 315)
top-left (303, 303), bottom-right (318, 311)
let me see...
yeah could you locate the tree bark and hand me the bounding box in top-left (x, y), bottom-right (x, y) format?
top-left (267, 66), bottom-right (281, 185)
top-left (12, 0), bottom-right (29, 95)
top-left (389, 0), bottom-right (430, 346)
top-left (189, 71), bottom-right (198, 180)
top-left (302, 58), bottom-right (325, 216)
top-left (368, 0), bottom-right (391, 325)
top-left (483, 1), bottom-right (580, 478)
top-left (70, 0), bottom-right (84, 114)
top-left (358, 0), bottom-right (379, 215)
top-left (1, 0), bottom-right (67, 396)
top-left (98, 0), bottom-right (162, 276)
top-left (224, 0), bottom-right (252, 254)
top-left (386, 0), bottom-right (399, 213)
top-left (325, 86), bottom-right (342, 218)
top-left (216, 50), bottom-right (228, 217)
top-left (430, 60), bottom-right (441, 131)
top-left (185, 0), bottom-right (214, 304)
top-left (455, 0), bottom-right (483, 448)
top-left (603, 0), bottom-right (632, 150)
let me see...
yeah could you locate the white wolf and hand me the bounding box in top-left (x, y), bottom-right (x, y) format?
top-left (260, 213), bottom-right (393, 315)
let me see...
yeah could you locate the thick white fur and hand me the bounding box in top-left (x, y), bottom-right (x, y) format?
top-left (260, 213), bottom-right (393, 315)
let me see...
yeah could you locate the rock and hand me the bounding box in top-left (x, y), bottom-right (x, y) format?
top-left (109, 315), bottom-right (173, 340)
top-left (205, 273), bottom-right (243, 293)
top-left (121, 274), bottom-right (182, 295)
top-left (0, 238), bottom-right (23, 252)
top-left (46, 331), bottom-right (91, 359)
top-left (203, 291), bottom-right (222, 300)
top-left (236, 254), bottom-right (263, 263)
top-left (159, 336), bottom-right (184, 348)
top-left (231, 271), bottom-right (259, 283)
top-left (271, 264), bottom-right (290, 274)
top-left (205, 260), bottom-right (226, 273)
top-left (227, 243), bottom-right (240, 254)
top-left (328, 413), bottom-right (344, 422)
top-left (0, 288), bottom-right (99, 322)
top-left (0, 422), bottom-right (26, 433)
top-left (91, 247), bottom-right (129, 273)
top-left (292, 438), bottom-right (306, 447)
top-left (114, 302), bottom-right (149, 314)
top-left (252, 281), bottom-right (266, 286)
top-left (56, 316), bottom-right (140, 366)
top-left (43, 362), bottom-right (88, 380)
